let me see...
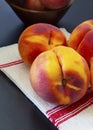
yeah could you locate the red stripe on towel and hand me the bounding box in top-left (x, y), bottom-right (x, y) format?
top-left (46, 89), bottom-right (93, 128)
top-left (0, 59), bottom-right (23, 68)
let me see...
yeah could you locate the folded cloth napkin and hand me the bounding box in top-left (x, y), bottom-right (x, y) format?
top-left (0, 28), bottom-right (93, 130)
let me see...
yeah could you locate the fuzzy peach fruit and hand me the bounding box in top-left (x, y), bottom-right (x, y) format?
top-left (18, 23), bottom-right (67, 66)
top-left (30, 46), bottom-right (90, 105)
top-left (40, 0), bottom-right (71, 9)
top-left (90, 57), bottom-right (93, 89)
top-left (68, 19), bottom-right (93, 66)
top-left (25, 0), bottom-right (44, 11)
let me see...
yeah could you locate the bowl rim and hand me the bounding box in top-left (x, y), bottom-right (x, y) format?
top-left (5, 0), bottom-right (74, 13)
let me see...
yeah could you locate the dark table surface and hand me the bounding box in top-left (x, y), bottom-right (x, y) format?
top-left (0, 0), bottom-right (93, 130)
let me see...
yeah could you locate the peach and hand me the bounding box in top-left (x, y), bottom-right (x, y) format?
top-left (68, 19), bottom-right (93, 66)
top-left (25, 0), bottom-right (44, 11)
top-left (18, 23), bottom-right (67, 66)
top-left (90, 57), bottom-right (93, 89)
top-left (40, 0), bottom-right (71, 9)
top-left (30, 46), bottom-right (90, 105)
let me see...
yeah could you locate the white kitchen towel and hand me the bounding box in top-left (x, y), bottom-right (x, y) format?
top-left (0, 29), bottom-right (93, 130)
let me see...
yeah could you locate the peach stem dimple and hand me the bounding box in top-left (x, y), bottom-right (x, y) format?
top-left (62, 78), bottom-right (67, 87)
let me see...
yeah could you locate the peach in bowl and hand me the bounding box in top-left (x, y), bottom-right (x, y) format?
top-left (5, 0), bottom-right (74, 26)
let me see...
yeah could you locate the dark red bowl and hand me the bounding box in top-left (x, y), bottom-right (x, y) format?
top-left (5, 0), bottom-right (74, 26)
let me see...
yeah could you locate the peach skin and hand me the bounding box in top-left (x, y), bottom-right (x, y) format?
top-left (40, 0), bottom-right (70, 9)
top-left (68, 19), bottom-right (93, 66)
top-left (30, 46), bottom-right (90, 105)
top-left (90, 57), bottom-right (93, 89)
top-left (25, 0), bottom-right (44, 10)
top-left (18, 23), bottom-right (67, 66)
top-left (68, 19), bottom-right (93, 88)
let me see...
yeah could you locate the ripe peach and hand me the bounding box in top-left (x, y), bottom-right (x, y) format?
top-left (30, 46), bottom-right (90, 105)
top-left (25, 0), bottom-right (44, 11)
top-left (68, 19), bottom-right (93, 66)
top-left (90, 57), bottom-right (93, 89)
top-left (40, 0), bottom-right (71, 9)
top-left (18, 23), bottom-right (67, 66)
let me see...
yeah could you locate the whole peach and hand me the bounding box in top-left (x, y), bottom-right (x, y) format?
top-left (25, 0), bottom-right (44, 10)
top-left (68, 19), bottom-right (93, 66)
top-left (30, 46), bottom-right (90, 105)
top-left (40, 0), bottom-right (71, 9)
top-left (90, 57), bottom-right (93, 89)
top-left (18, 23), bottom-right (67, 66)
